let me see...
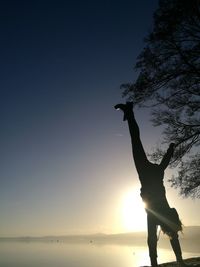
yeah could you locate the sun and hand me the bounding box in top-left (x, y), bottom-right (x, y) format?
top-left (121, 188), bottom-right (147, 232)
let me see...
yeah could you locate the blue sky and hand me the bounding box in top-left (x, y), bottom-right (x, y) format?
top-left (0, 0), bottom-right (199, 237)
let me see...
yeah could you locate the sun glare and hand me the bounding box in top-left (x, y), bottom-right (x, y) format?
top-left (121, 188), bottom-right (147, 232)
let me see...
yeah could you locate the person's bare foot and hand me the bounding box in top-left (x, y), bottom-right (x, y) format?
top-left (114, 102), bottom-right (133, 120)
top-left (114, 103), bottom-right (126, 111)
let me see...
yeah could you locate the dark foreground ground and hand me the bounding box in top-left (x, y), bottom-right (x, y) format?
top-left (142, 257), bottom-right (200, 267)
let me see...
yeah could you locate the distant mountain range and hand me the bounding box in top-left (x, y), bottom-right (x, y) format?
top-left (1, 226), bottom-right (199, 243)
top-left (1, 226), bottom-right (199, 253)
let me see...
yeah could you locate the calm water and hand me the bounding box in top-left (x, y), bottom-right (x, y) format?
top-left (0, 241), bottom-right (199, 267)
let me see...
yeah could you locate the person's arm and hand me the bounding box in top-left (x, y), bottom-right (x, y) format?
top-left (159, 143), bottom-right (175, 170)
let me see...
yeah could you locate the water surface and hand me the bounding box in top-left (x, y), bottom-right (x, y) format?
top-left (0, 241), bottom-right (199, 267)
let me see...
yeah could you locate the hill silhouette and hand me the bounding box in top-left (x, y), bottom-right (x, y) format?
top-left (1, 226), bottom-right (199, 253)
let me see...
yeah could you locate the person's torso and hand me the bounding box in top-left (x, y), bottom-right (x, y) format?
top-left (139, 162), bottom-right (166, 204)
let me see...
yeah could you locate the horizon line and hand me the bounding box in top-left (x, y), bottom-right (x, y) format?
top-left (0, 225), bottom-right (199, 239)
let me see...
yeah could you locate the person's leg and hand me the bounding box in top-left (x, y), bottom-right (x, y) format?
top-left (115, 102), bottom-right (148, 173)
top-left (147, 212), bottom-right (158, 267)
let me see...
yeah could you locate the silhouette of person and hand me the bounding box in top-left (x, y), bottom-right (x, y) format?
top-left (115, 102), bottom-right (188, 267)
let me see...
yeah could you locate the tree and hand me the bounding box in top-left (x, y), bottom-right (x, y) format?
top-left (121, 0), bottom-right (200, 197)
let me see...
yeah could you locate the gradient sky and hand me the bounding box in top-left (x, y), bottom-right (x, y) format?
top-left (0, 0), bottom-right (199, 237)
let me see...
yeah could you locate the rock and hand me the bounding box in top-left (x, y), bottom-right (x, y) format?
top-left (141, 257), bottom-right (200, 267)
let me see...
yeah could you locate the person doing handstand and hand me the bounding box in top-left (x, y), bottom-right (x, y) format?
top-left (115, 102), bottom-right (187, 267)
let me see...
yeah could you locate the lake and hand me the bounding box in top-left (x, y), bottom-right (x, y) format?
top-left (0, 240), bottom-right (199, 267)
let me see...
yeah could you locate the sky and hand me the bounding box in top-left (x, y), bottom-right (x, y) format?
top-left (0, 0), bottom-right (199, 237)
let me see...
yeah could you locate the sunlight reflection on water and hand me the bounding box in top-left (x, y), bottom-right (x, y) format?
top-left (0, 241), bottom-right (199, 267)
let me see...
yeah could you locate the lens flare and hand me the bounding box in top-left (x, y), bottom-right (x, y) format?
top-left (121, 188), bottom-right (147, 232)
